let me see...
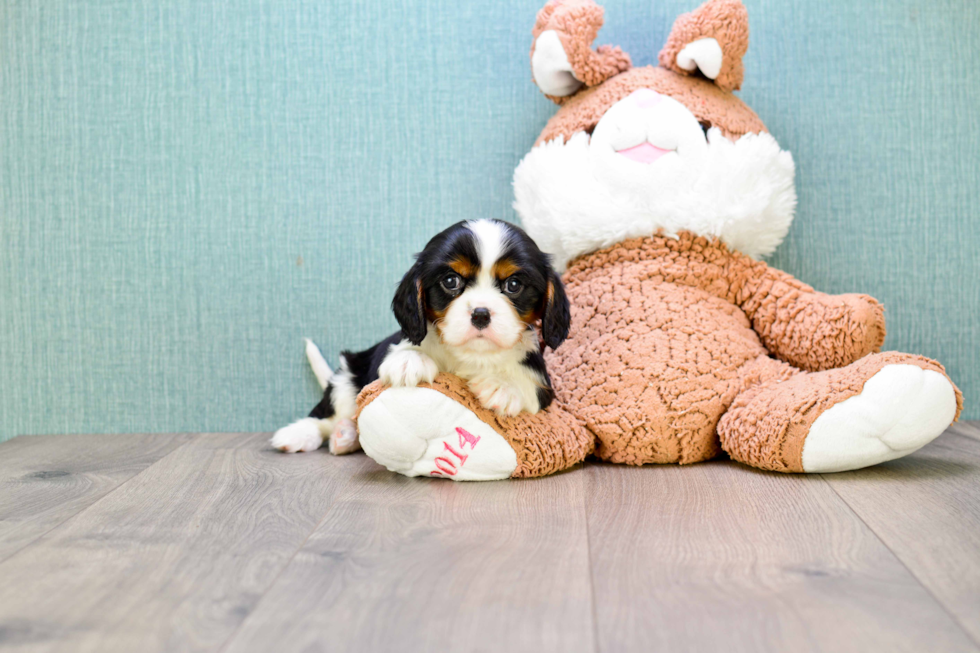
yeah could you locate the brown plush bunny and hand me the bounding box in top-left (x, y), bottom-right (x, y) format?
top-left (351, 0), bottom-right (962, 480)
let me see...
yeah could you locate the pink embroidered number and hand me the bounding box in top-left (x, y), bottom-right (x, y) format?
top-left (430, 427), bottom-right (482, 477)
top-left (433, 457), bottom-right (457, 475)
top-left (457, 426), bottom-right (481, 449)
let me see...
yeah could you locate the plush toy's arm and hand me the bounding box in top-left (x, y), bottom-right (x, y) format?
top-left (735, 264), bottom-right (886, 372)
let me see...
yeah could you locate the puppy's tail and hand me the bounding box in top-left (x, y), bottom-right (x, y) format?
top-left (303, 338), bottom-right (332, 390)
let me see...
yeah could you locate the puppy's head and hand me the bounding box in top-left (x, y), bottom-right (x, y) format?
top-left (392, 219), bottom-right (570, 352)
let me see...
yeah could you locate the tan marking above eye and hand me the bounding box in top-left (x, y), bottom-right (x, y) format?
top-left (448, 257), bottom-right (477, 278)
top-left (492, 258), bottom-right (521, 280)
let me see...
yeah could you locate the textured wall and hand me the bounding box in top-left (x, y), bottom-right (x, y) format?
top-left (1, 0), bottom-right (977, 441)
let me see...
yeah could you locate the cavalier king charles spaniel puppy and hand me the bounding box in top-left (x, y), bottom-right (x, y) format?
top-left (272, 219), bottom-right (570, 454)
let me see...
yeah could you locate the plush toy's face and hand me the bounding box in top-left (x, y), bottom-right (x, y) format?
top-left (595, 89), bottom-right (709, 169)
top-left (514, 0), bottom-right (797, 270)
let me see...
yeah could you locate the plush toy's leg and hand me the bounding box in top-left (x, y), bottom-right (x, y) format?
top-left (719, 352), bottom-right (962, 473)
top-left (354, 374), bottom-right (594, 480)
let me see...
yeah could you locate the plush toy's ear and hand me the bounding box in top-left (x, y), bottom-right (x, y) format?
top-left (530, 0), bottom-right (631, 103)
top-left (391, 260), bottom-right (428, 346)
top-left (541, 270), bottom-right (571, 350)
top-left (658, 0), bottom-right (749, 92)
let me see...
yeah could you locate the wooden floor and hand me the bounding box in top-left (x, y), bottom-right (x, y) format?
top-left (1, 424), bottom-right (978, 653)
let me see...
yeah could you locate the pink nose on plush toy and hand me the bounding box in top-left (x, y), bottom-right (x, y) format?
top-left (630, 88), bottom-right (663, 109)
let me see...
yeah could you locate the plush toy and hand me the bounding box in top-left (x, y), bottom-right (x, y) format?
top-left (350, 0), bottom-right (962, 480)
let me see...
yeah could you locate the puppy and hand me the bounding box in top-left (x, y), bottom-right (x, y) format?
top-left (271, 219), bottom-right (571, 454)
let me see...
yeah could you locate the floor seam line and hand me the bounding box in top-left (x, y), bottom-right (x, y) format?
top-left (819, 473), bottom-right (980, 650)
top-left (583, 462), bottom-right (602, 653)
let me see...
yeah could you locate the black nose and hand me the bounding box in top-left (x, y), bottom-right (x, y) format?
top-left (470, 308), bottom-right (491, 330)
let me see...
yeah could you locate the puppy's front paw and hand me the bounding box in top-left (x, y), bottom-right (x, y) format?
top-left (379, 349), bottom-right (438, 388)
top-left (470, 379), bottom-right (526, 417)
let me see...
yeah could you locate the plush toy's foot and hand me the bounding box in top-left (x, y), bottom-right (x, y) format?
top-left (355, 374), bottom-right (594, 480)
top-left (800, 363), bottom-right (958, 472)
top-left (357, 387), bottom-right (519, 480)
top-left (719, 353), bottom-right (962, 473)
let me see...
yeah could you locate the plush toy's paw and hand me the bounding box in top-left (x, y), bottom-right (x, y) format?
top-left (271, 418), bottom-right (324, 453)
top-left (719, 352), bottom-right (962, 473)
top-left (801, 364), bottom-right (958, 473)
top-left (356, 374), bottom-right (594, 479)
top-left (377, 347), bottom-right (438, 388)
top-left (469, 378), bottom-right (526, 417)
top-left (357, 387), bottom-right (519, 481)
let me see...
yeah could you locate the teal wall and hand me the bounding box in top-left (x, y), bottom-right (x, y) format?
top-left (1, 0), bottom-right (977, 441)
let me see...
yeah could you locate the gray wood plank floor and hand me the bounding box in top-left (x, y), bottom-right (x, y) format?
top-left (0, 433), bottom-right (191, 563)
top-left (0, 424), bottom-right (977, 653)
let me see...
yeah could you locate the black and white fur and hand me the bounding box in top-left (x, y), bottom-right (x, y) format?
top-left (271, 219), bottom-right (571, 454)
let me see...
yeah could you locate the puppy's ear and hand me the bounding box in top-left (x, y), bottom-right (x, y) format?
top-left (541, 269), bottom-right (571, 350)
top-left (392, 261), bottom-right (428, 345)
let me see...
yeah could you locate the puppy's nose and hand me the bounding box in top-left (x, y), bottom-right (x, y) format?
top-left (470, 307), bottom-right (491, 330)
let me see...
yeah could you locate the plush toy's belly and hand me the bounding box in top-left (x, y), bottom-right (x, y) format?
top-left (546, 254), bottom-right (770, 465)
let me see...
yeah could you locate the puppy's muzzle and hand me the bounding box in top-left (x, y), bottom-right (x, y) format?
top-left (470, 307), bottom-right (491, 330)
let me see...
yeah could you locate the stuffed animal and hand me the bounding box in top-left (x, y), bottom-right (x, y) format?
top-left (350, 0), bottom-right (962, 480)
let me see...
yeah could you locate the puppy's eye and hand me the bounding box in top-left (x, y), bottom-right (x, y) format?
top-left (441, 274), bottom-right (461, 292)
top-left (503, 277), bottom-right (523, 295)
